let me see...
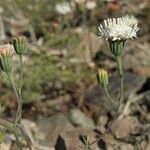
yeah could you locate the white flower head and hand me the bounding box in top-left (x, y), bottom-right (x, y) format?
top-left (74, 0), bottom-right (85, 4)
top-left (55, 2), bottom-right (72, 15)
top-left (98, 15), bottom-right (139, 41)
top-left (85, 1), bottom-right (96, 10)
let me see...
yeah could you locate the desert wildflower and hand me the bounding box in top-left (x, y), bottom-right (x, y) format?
top-left (85, 1), bottom-right (96, 10)
top-left (74, 0), bottom-right (85, 5)
top-left (98, 15), bottom-right (139, 56)
top-left (97, 69), bottom-right (108, 87)
top-left (98, 15), bottom-right (139, 41)
top-left (0, 44), bottom-right (13, 73)
top-left (55, 2), bottom-right (72, 15)
top-left (13, 36), bottom-right (28, 55)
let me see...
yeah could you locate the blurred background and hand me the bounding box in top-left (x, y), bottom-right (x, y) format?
top-left (0, 0), bottom-right (150, 149)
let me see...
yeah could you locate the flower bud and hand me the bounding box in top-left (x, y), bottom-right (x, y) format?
top-left (0, 44), bottom-right (13, 73)
top-left (97, 69), bottom-right (108, 87)
top-left (13, 36), bottom-right (28, 55)
top-left (109, 40), bottom-right (126, 56)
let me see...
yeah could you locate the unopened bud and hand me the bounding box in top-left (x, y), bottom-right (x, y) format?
top-left (97, 69), bottom-right (108, 87)
top-left (13, 36), bottom-right (28, 55)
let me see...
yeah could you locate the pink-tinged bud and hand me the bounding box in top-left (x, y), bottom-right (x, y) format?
top-left (0, 44), bottom-right (13, 73)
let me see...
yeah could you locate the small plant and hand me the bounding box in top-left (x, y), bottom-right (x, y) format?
top-left (0, 37), bottom-right (31, 149)
top-left (0, 14), bottom-right (140, 149)
top-left (90, 15), bottom-right (139, 145)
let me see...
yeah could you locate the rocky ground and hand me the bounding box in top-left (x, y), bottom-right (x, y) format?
top-left (0, 0), bottom-right (150, 149)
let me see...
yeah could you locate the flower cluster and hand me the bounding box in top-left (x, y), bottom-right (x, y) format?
top-left (0, 37), bottom-right (29, 147)
top-left (98, 15), bottom-right (139, 41)
top-left (0, 37), bottom-right (27, 73)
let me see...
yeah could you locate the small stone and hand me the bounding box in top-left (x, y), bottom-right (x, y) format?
top-left (120, 144), bottom-right (134, 150)
top-left (103, 134), bottom-right (135, 150)
top-left (111, 116), bottom-right (142, 139)
top-left (0, 142), bottom-right (11, 150)
top-left (97, 115), bottom-right (108, 127)
top-left (22, 114), bottom-right (74, 148)
top-left (108, 146), bottom-right (114, 150)
top-left (140, 139), bottom-right (148, 150)
top-left (37, 113), bottom-right (74, 147)
top-left (124, 42), bottom-right (150, 78)
top-left (69, 108), bottom-right (95, 129)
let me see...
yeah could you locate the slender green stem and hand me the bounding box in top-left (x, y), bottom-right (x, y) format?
top-left (6, 72), bottom-right (22, 125)
top-left (19, 55), bottom-right (23, 92)
top-left (116, 56), bottom-right (123, 99)
top-left (101, 56), bottom-right (124, 135)
top-left (89, 55), bottom-right (123, 145)
top-left (104, 86), bottom-right (117, 107)
top-left (18, 55), bottom-right (23, 124)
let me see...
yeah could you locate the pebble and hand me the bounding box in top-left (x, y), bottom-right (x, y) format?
top-left (69, 108), bottom-right (95, 129)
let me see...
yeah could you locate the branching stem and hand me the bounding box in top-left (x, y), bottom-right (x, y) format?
top-left (89, 55), bottom-right (123, 145)
top-left (104, 86), bottom-right (117, 107)
top-left (0, 116), bottom-right (32, 150)
top-left (4, 55), bottom-right (32, 149)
